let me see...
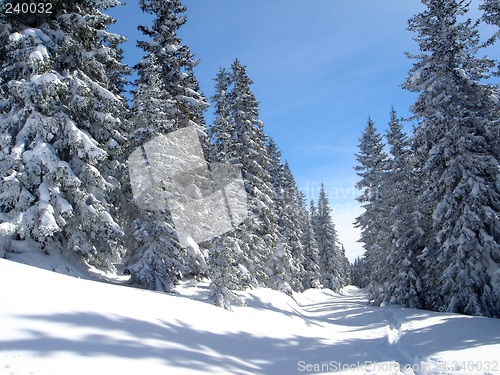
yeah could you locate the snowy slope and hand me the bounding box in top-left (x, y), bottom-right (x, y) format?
top-left (1, 259), bottom-right (500, 375)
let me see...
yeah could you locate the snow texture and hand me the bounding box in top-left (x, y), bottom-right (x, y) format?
top-left (29, 45), bottom-right (49, 61)
top-left (1, 258), bottom-right (500, 375)
top-left (30, 73), bottom-right (61, 85)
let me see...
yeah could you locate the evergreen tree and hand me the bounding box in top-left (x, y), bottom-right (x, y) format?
top-left (268, 157), bottom-right (307, 293)
top-left (208, 233), bottom-right (246, 310)
top-left (227, 59), bottom-right (279, 288)
top-left (481, 0), bottom-right (500, 29)
top-left (480, 0), bottom-right (500, 151)
top-left (351, 256), bottom-right (369, 288)
top-left (354, 118), bottom-right (389, 299)
top-left (266, 138), bottom-right (310, 292)
top-left (266, 138), bottom-right (283, 196)
top-left (208, 59), bottom-right (280, 296)
top-left (339, 244), bottom-right (351, 286)
top-left (207, 67), bottom-right (248, 308)
top-left (382, 109), bottom-right (425, 308)
top-left (404, 0), bottom-right (500, 317)
top-left (209, 67), bottom-right (235, 163)
top-left (266, 140), bottom-right (294, 294)
top-left (0, 0), bottom-right (129, 269)
top-left (136, 0), bottom-right (207, 132)
top-left (124, 0), bottom-right (209, 291)
top-left (301, 197), bottom-right (321, 289)
top-left (282, 162), bottom-right (307, 291)
top-left (313, 183), bottom-right (347, 291)
top-left (481, 0), bottom-right (500, 68)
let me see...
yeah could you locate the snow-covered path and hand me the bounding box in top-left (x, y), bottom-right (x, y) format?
top-left (1, 259), bottom-right (500, 375)
top-left (290, 287), bottom-right (500, 375)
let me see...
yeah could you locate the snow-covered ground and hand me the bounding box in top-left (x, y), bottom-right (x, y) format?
top-left (1, 258), bottom-right (500, 375)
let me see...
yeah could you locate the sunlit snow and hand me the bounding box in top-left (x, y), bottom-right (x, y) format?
top-left (1, 257), bottom-right (499, 375)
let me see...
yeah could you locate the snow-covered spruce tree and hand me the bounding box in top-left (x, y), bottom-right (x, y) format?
top-left (339, 244), bottom-right (351, 286)
top-left (381, 109), bottom-right (425, 308)
top-left (300, 196), bottom-right (321, 289)
top-left (480, 0), bottom-right (500, 153)
top-left (208, 233), bottom-right (246, 310)
top-left (209, 67), bottom-right (236, 163)
top-left (210, 59), bottom-right (278, 288)
top-left (267, 144), bottom-right (307, 293)
top-left (0, 0), bottom-right (129, 269)
top-left (206, 66), bottom-right (248, 308)
top-left (404, 0), bottom-right (500, 317)
top-left (480, 0), bottom-right (500, 69)
top-left (268, 139), bottom-right (315, 293)
top-left (281, 162), bottom-right (307, 291)
top-left (354, 118), bottom-right (389, 300)
top-left (136, 0), bottom-right (207, 133)
top-left (266, 139), bottom-right (294, 294)
top-left (123, 0), bottom-right (209, 291)
top-left (313, 183), bottom-right (347, 291)
top-left (481, 0), bottom-right (500, 28)
top-left (351, 256), bottom-right (369, 288)
top-left (229, 59), bottom-right (279, 288)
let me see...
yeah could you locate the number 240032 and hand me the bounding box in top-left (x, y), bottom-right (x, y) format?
top-left (5, 2), bottom-right (53, 14)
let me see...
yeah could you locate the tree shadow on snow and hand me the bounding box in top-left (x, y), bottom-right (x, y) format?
top-left (3, 308), bottom-right (500, 374)
top-left (2, 311), bottom-right (326, 374)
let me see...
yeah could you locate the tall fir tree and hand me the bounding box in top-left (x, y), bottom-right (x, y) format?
top-left (480, 0), bottom-right (500, 154)
top-left (0, 0), bottom-right (129, 269)
top-left (228, 59), bottom-right (278, 288)
top-left (351, 256), bottom-right (369, 288)
top-left (135, 0), bottom-right (207, 133)
top-left (209, 59), bottom-right (279, 289)
top-left (267, 151), bottom-right (307, 293)
top-left (354, 117), bottom-right (389, 299)
top-left (480, 0), bottom-right (500, 70)
top-left (209, 67), bottom-right (235, 163)
top-left (208, 233), bottom-right (246, 310)
top-left (266, 139), bottom-right (294, 294)
top-left (207, 66), bottom-right (246, 308)
top-left (404, 0), bottom-right (500, 317)
top-left (123, 0), bottom-right (209, 292)
top-left (481, 0), bottom-right (500, 30)
top-left (382, 109), bottom-right (425, 308)
top-left (339, 244), bottom-right (351, 286)
top-left (313, 183), bottom-right (347, 291)
top-left (281, 162), bottom-right (307, 291)
top-left (300, 196), bottom-right (321, 289)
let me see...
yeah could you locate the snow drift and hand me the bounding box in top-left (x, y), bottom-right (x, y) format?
top-left (1, 259), bottom-right (500, 375)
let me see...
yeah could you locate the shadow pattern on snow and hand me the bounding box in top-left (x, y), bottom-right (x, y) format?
top-left (4, 312), bottom-right (322, 374)
top-left (3, 307), bottom-right (500, 374)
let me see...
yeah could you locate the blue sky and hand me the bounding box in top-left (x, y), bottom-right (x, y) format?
top-left (107, 1), bottom-right (423, 262)
top-left (107, 1), bottom-right (492, 261)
